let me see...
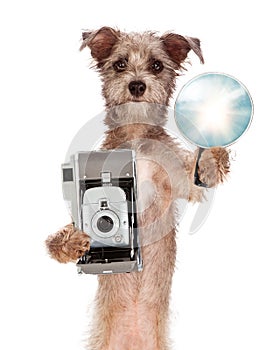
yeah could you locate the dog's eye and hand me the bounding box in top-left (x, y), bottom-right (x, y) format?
top-left (151, 60), bottom-right (163, 73)
top-left (113, 59), bottom-right (127, 72)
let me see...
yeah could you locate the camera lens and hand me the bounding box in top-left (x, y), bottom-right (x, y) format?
top-left (97, 215), bottom-right (114, 233)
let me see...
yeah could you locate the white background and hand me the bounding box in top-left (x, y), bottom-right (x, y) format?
top-left (0, 1), bottom-right (279, 349)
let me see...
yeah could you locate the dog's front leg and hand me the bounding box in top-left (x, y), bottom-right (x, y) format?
top-left (45, 223), bottom-right (90, 263)
top-left (173, 147), bottom-right (230, 202)
top-left (196, 147), bottom-right (230, 188)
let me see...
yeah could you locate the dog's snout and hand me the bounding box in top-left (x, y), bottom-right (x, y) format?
top-left (129, 81), bottom-right (146, 97)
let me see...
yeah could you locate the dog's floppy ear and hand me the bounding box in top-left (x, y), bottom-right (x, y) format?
top-left (80, 27), bottom-right (120, 63)
top-left (161, 33), bottom-right (204, 66)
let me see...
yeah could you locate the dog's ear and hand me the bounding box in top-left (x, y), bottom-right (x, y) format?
top-left (161, 33), bottom-right (204, 66)
top-left (80, 27), bottom-right (120, 63)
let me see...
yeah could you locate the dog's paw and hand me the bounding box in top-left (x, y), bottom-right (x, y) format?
top-left (45, 224), bottom-right (91, 263)
top-left (198, 147), bottom-right (230, 187)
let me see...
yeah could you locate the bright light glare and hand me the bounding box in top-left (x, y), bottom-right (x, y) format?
top-left (175, 73), bottom-right (253, 148)
top-left (199, 100), bottom-right (230, 133)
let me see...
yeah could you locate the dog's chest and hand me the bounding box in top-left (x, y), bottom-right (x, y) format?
top-left (136, 157), bottom-right (158, 213)
top-left (103, 125), bottom-right (181, 214)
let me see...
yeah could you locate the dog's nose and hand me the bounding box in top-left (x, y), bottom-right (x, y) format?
top-left (129, 81), bottom-right (146, 97)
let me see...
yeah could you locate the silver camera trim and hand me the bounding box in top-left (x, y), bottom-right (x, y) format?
top-left (92, 209), bottom-right (120, 238)
top-left (61, 150), bottom-right (143, 275)
top-left (82, 185), bottom-right (130, 247)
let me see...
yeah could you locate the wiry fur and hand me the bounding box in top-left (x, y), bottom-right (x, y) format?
top-left (46, 27), bottom-right (230, 350)
top-left (46, 224), bottom-right (90, 263)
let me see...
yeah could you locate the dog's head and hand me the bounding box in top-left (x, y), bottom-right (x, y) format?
top-left (81, 27), bottom-right (204, 108)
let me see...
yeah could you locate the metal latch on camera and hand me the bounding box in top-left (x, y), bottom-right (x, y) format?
top-left (101, 171), bottom-right (112, 186)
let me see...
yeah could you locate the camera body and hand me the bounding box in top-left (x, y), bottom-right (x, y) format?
top-left (62, 150), bottom-right (143, 275)
top-left (83, 186), bottom-right (130, 248)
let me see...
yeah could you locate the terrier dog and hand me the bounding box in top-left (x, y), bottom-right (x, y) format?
top-left (46, 27), bottom-right (229, 350)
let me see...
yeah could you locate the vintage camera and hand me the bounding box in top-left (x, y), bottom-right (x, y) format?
top-left (62, 150), bottom-right (143, 275)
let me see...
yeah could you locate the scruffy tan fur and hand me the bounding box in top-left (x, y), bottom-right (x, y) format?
top-left (46, 27), bottom-right (230, 350)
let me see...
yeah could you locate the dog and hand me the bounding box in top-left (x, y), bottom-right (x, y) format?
top-left (46, 27), bottom-right (230, 350)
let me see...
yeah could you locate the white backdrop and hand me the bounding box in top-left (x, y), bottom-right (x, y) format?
top-left (1, 1), bottom-right (279, 349)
